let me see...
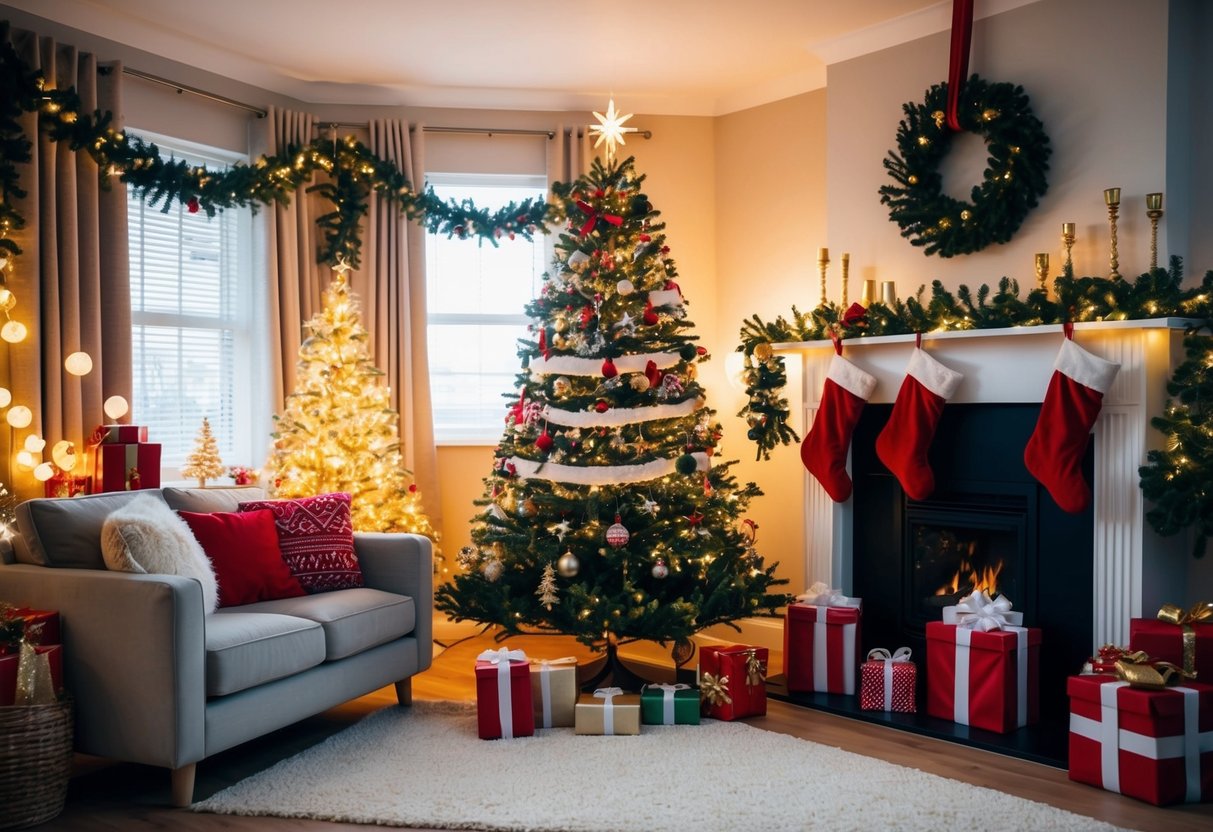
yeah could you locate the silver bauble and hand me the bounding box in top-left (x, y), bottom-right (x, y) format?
top-left (482, 559), bottom-right (504, 582)
top-left (616, 279), bottom-right (634, 295)
top-left (556, 550), bottom-right (580, 577)
top-left (651, 558), bottom-right (669, 579)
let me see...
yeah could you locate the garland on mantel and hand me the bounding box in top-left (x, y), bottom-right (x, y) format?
top-left (0, 23), bottom-right (557, 267)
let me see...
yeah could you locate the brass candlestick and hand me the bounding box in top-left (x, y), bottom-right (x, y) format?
top-left (1061, 222), bottom-right (1076, 277)
top-left (1104, 188), bottom-right (1122, 279)
top-left (1146, 192), bottom-right (1163, 270)
top-left (841, 253), bottom-right (850, 307)
top-left (817, 247), bottom-right (829, 308)
top-left (1034, 253), bottom-right (1049, 294)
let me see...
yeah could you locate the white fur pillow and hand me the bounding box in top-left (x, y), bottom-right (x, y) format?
top-left (101, 494), bottom-right (220, 614)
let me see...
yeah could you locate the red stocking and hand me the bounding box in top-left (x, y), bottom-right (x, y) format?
top-left (1024, 336), bottom-right (1120, 513)
top-left (800, 354), bottom-right (877, 502)
top-left (875, 347), bottom-right (963, 500)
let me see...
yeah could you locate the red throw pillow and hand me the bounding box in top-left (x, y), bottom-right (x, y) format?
top-left (178, 509), bottom-right (306, 608)
top-left (236, 493), bottom-right (362, 593)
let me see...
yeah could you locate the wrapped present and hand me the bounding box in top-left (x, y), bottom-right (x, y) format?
top-left (0, 606), bottom-right (60, 652)
top-left (641, 683), bottom-right (701, 725)
top-left (926, 591), bottom-right (1040, 733)
top-left (1068, 672), bottom-right (1213, 805)
top-left (475, 647), bottom-right (534, 740)
top-left (43, 471), bottom-right (90, 498)
top-left (860, 647), bottom-right (917, 713)
top-left (0, 644), bottom-right (63, 706)
top-left (699, 644), bottom-right (767, 720)
top-left (530, 656), bottom-right (578, 729)
top-left (784, 582), bottom-right (862, 695)
top-left (574, 688), bottom-right (641, 735)
top-left (97, 424), bottom-right (149, 444)
top-left (1130, 602), bottom-right (1213, 681)
top-left (93, 442), bottom-right (161, 492)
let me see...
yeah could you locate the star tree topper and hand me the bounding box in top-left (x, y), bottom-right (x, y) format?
top-left (589, 98), bottom-right (637, 161)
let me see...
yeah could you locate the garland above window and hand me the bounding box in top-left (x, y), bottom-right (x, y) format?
top-left (878, 75), bottom-right (1051, 258)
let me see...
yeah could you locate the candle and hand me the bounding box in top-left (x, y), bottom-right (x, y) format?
top-left (880, 281), bottom-right (897, 306)
top-left (818, 247), bottom-right (829, 261)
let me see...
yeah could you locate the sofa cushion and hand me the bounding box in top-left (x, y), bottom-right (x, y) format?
top-left (229, 588), bottom-right (414, 661)
top-left (162, 486), bottom-right (267, 513)
top-left (101, 494), bottom-right (220, 614)
top-left (178, 509), bottom-right (307, 608)
top-left (14, 490), bottom-right (168, 568)
top-left (237, 493), bottom-right (363, 593)
top-left (204, 612), bottom-right (326, 697)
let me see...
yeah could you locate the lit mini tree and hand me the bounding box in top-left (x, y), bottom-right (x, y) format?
top-left (436, 155), bottom-right (788, 673)
top-left (266, 263), bottom-right (438, 543)
top-left (181, 417), bottom-right (224, 487)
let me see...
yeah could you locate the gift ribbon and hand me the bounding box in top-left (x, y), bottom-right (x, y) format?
top-left (943, 592), bottom-right (1027, 727)
top-left (700, 673), bottom-right (732, 708)
top-left (1069, 681), bottom-right (1211, 802)
top-left (594, 687), bottom-right (623, 735)
top-left (867, 647), bottom-right (911, 712)
top-left (795, 581), bottom-right (861, 609)
top-left (943, 590), bottom-right (1024, 632)
top-left (1157, 601), bottom-right (1213, 678)
top-left (744, 648), bottom-right (766, 688)
top-left (575, 200), bottom-right (623, 237)
top-left (646, 683), bottom-right (690, 725)
top-left (1112, 649), bottom-right (1189, 690)
top-left (477, 647), bottom-right (527, 738)
top-left (531, 656), bottom-right (576, 728)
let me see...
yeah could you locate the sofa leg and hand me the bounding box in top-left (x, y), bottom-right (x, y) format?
top-left (394, 678), bottom-right (413, 706)
top-left (171, 763), bottom-right (197, 808)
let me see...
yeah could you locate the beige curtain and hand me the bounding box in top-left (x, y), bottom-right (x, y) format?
top-left (256, 107), bottom-right (328, 406)
top-left (4, 30), bottom-right (129, 499)
top-left (547, 124), bottom-right (592, 189)
top-left (352, 119), bottom-right (440, 527)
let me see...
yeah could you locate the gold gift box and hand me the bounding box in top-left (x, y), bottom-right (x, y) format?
top-left (574, 691), bottom-right (641, 736)
top-left (530, 659), bottom-right (578, 728)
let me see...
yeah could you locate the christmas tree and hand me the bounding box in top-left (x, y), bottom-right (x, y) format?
top-left (266, 264), bottom-right (438, 544)
top-left (181, 417), bottom-right (225, 487)
top-left (436, 155), bottom-right (788, 657)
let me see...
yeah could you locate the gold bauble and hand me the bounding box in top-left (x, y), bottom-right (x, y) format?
top-left (931, 110), bottom-right (945, 128)
top-left (553, 335), bottom-right (568, 349)
top-left (753, 342), bottom-right (773, 362)
top-left (556, 550), bottom-right (580, 577)
top-left (553, 318), bottom-right (569, 333)
top-left (982, 108), bottom-right (999, 122)
top-left (907, 175), bottom-right (919, 185)
top-left (519, 498), bottom-right (537, 518)
top-left (630, 374), bottom-right (650, 392)
top-left (960, 209), bottom-right (972, 221)
top-left (938, 217), bottom-right (952, 230)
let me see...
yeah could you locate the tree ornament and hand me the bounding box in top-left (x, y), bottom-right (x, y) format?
top-left (552, 376), bottom-right (572, 397)
top-left (180, 416), bottom-right (225, 487)
top-left (630, 374), bottom-right (650, 392)
top-left (651, 558), bottom-right (669, 579)
top-left (536, 563), bottom-right (560, 610)
top-left (482, 558), bottom-right (504, 582)
top-left (594, 400), bottom-right (610, 413)
top-left (642, 299), bottom-right (659, 326)
top-left (519, 498), bottom-right (538, 518)
top-left (675, 453), bottom-right (699, 475)
top-left (535, 431), bottom-right (554, 452)
top-left (879, 74), bottom-right (1051, 257)
top-left (553, 317), bottom-right (569, 333)
top-left (556, 549), bottom-right (580, 577)
top-left (606, 515), bottom-right (630, 548)
top-left (602, 357), bottom-right (618, 379)
top-left (616, 279), bottom-right (634, 296)
top-left (567, 250), bottom-right (590, 272)
top-left (679, 344), bottom-right (698, 361)
top-left (753, 342), bottom-right (773, 362)
top-left (456, 545), bottom-right (480, 570)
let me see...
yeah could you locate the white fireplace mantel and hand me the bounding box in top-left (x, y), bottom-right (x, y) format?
top-left (775, 318), bottom-right (1196, 648)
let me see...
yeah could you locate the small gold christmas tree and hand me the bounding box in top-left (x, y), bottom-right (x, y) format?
top-left (266, 262), bottom-right (438, 543)
top-left (181, 417), bottom-right (225, 487)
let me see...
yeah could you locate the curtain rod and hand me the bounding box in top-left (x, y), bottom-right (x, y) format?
top-left (119, 68), bottom-right (653, 140)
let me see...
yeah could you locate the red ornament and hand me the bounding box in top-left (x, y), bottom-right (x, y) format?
top-left (602, 357), bottom-right (618, 379)
top-left (594, 400), bottom-right (609, 413)
top-left (644, 360), bottom-right (663, 389)
top-left (536, 431), bottom-right (554, 452)
top-left (696, 346), bottom-right (708, 356)
top-left (408, 483), bottom-right (418, 493)
top-left (664, 279), bottom-right (680, 292)
top-left (606, 515), bottom-right (630, 548)
top-left (642, 299), bottom-right (659, 326)
top-left (186, 197), bottom-right (200, 214)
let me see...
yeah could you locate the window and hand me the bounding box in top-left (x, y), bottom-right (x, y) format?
top-left (426, 173), bottom-right (547, 443)
top-left (126, 130), bottom-right (265, 479)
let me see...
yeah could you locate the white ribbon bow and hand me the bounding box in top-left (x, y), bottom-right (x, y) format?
top-left (530, 656), bottom-right (577, 728)
top-left (477, 647), bottom-right (528, 738)
top-left (594, 686), bottom-right (623, 735)
top-left (943, 590), bottom-right (1024, 631)
top-left (795, 580), bottom-right (861, 608)
top-left (867, 647), bottom-right (912, 712)
top-left (645, 682), bottom-right (690, 725)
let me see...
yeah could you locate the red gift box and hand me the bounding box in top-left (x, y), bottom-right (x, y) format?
top-left (0, 644), bottom-right (64, 705)
top-left (699, 644), bottom-right (767, 720)
top-left (1130, 605), bottom-right (1213, 681)
top-left (43, 471), bottom-right (91, 498)
top-left (1, 607), bottom-right (61, 650)
top-left (93, 442), bottom-right (161, 492)
top-left (926, 620), bottom-right (1040, 733)
top-left (860, 647), bottom-right (917, 713)
top-left (98, 424), bottom-right (149, 444)
top-left (475, 647), bottom-right (534, 740)
top-left (1068, 674), bottom-right (1213, 805)
top-left (784, 600), bottom-right (861, 694)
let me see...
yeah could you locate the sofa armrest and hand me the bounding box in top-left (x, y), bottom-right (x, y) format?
top-left (0, 563), bottom-right (206, 768)
top-left (354, 532), bottom-right (433, 673)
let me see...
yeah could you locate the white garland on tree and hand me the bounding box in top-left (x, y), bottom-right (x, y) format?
top-left (507, 452), bottom-right (709, 486)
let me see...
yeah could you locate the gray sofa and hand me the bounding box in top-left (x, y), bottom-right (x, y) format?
top-left (0, 486), bottom-right (433, 806)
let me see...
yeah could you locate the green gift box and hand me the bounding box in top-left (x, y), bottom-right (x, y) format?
top-left (640, 683), bottom-right (700, 725)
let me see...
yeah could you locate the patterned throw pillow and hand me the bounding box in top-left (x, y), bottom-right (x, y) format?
top-left (237, 493), bottom-right (362, 593)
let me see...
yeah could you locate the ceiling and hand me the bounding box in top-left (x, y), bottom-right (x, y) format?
top-left (9, 0), bottom-right (1039, 115)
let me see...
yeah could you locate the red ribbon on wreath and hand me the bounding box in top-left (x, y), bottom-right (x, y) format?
top-left (945, 0), bottom-right (974, 132)
top-left (575, 200), bottom-right (623, 238)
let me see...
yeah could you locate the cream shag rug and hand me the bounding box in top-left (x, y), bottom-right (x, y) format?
top-left (194, 701), bottom-right (1120, 832)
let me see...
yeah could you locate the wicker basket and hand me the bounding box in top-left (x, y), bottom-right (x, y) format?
top-left (0, 700), bottom-right (73, 830)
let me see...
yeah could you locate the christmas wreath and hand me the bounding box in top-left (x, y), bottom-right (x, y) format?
top-left (879, 74), bottom-right (1050, 258)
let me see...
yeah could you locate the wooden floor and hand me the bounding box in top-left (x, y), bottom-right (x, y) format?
top-left (28, 632), bottom-right (1213, 831)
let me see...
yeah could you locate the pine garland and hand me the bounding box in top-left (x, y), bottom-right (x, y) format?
top-left (879, 75), bottom-right (1051, 258)
top-left (0, 24), bottom-right (557, 268)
